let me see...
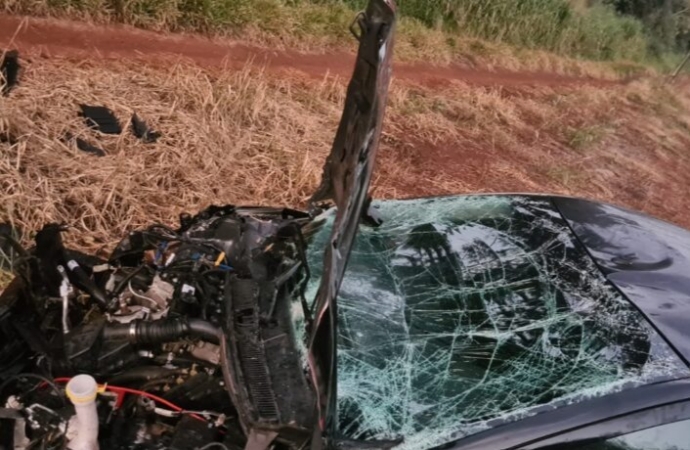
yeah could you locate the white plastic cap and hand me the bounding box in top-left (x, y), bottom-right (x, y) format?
top-left (66, 374), bottom-right (99, 405)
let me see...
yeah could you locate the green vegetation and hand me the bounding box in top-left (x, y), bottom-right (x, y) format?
top-left (544, 166), bottom-right (586, 188)
top-left (566, 124), bottom-right (610, 150)
top-left (2, 0), bottom-right (689, 67)
top-left (606, 0), bottom-right (690, 57)
top-left (343, 0), bottom-right (648, 61)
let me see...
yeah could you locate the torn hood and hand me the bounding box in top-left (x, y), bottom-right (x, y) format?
top-left (306, 0), bottom-right (397, 437)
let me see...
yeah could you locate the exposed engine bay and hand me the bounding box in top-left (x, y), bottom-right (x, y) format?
top-left (0, 1), bottom-right (396, 449)
top-left (1, 206), bottom-right (315, 449)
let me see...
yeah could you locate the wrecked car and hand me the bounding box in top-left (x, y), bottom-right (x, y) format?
top-left (2, 1), bottom-right (690, 449)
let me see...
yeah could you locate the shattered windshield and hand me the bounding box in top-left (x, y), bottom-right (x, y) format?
top-left (295, 195), bottom-right (689, 450)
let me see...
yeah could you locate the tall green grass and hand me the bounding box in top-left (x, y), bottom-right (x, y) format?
top-left (336, 0), bottom-right (649, 61)
top-left (0, 0), bottom-right (669, 65)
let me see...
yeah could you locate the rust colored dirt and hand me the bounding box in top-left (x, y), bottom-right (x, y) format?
top-left (0, 14), bottom-right (617, 88)
top-left (374, 129), bottom-right (690, 230)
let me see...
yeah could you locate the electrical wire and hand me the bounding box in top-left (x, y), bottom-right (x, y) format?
top-left (0, 373), bottom-right (66, 406)
top-left (52, 378), bottom-right (206, 422)
top-left (127, 281), bottom-right (159, 309)
top-left (6, 390), bottom-right (70, 450)
top-left (180, 410), bottom-right (226, 417)
top-left (111, 265), bottom-right (147, 299)
top-left (141, 228), bottom-right (221, 254)
top-left (153, 407), bottom-right (225, 419)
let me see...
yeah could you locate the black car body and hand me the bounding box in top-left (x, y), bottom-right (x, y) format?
top-left (1, 1), bottom-right (690, 449)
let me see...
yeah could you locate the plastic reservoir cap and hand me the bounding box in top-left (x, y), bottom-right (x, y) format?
top-left (66, 375), bottom-right (99, 405)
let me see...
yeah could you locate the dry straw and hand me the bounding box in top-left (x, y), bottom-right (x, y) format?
top-left (0, 58), bottom-right (346, 253)
top-left (1, 54), bottom-right (689, 265)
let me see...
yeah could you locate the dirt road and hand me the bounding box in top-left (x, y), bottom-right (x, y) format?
top-left (0, 14), bottom-right (617, 89)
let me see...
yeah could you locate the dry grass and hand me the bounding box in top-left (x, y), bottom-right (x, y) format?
top-left (0, 269), bottom-right (11, 292)
top-left (377, 76), bottom-right (690, 228)
top-left (395, 20), bottom-right (651, 79)
top-left (2, 56), bottom-right (690, 270)
top-left (0, 244), bottom-right (13, 294)
top-left (0, 59), bottom-right (345, 253)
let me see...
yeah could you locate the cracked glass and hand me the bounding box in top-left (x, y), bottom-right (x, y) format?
top-left (296, 195), bottom-right (689, 450)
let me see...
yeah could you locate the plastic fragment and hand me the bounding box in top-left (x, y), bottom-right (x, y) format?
top-left (131, 113), bottom-right (161, 143)
top-left (63, 132), bottom-right (106, 157)
top-left (79, 105), bottom-right (122, 134)
top-left (214, 252), bottom-right (226, 267)
top-left (0, 50), bottom-right (19, 96)
top-left (76, 138), bottom-right (106, 157)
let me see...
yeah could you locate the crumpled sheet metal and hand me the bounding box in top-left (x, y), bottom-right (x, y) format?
top-left (306, 0), bottom-right (397, 435)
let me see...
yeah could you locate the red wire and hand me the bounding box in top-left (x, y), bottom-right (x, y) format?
top-left (53, 377), bottom-right (206, 422)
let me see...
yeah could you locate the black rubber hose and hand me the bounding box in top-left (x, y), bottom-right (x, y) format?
top-left (102, 318), bottom-right (221, 345)
top-left (64, 258), bottom-right (109, 309)
top-left (188, 319), bottom-right (222, 343)
top-left (136, 319), bottom-right (188, 344)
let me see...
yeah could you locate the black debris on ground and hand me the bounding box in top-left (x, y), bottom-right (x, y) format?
top-left (79, 104), bottom-right (122, 134)
top-left (63, 132), bottom-right (106, 157)
top-left (131, 113), bottom-right (161, 143)
top-left (0, 50), bottom-right (20, 96)
top-left (75, 137), bottom-right (106, 156)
